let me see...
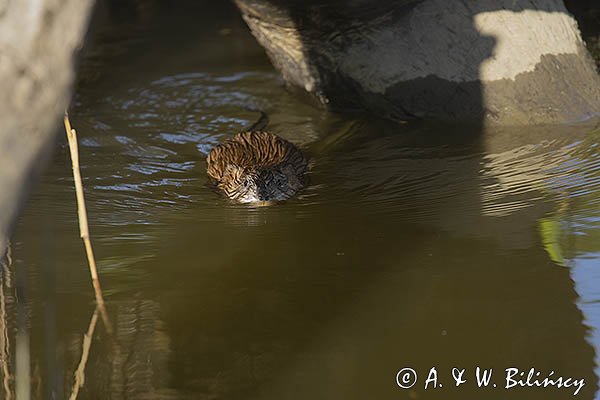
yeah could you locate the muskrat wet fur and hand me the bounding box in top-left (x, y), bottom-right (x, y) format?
top-left (206, 130), bottom-right (307, 203)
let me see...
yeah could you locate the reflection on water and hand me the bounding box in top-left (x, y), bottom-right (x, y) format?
top-left (2, 1), bottom-right (600, 399)
top-left (536, 138), bottom-right (600, 399)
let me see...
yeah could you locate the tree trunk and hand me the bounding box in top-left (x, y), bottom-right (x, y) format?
top-left (0, 0), bottom-right (95, 251)
top-left (235, 0), bottom-right (600, 125)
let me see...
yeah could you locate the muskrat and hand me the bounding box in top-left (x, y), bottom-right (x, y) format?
top-left (206, 128), bottom-right (307, 204)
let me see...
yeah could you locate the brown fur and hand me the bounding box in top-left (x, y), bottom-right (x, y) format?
top-left (207, 131), bottom-right (307, 202)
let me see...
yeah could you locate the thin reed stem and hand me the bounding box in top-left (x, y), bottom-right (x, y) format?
top-left (63, 113), bottom-right (112, 334)
top-left (68, 307), bottom-right (99, 400)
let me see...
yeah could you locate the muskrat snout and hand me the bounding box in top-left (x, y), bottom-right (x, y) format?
top-left (255, 169), bottom-right (292, 201)
top-left (221, 168), bottom-right (295, 204)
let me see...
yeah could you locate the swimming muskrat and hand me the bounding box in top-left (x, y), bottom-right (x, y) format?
top-left (206, 128), bottom-right (307, 204)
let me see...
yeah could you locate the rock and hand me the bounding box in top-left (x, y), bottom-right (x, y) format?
top-left (235, 0), bottom-right (600, 125)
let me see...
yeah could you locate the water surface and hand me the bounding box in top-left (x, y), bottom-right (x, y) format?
top-left (2, 2), bottom-right (600, 399)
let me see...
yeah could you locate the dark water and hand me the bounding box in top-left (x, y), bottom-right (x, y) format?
top-left (2, 2), bottom-right (600, 399)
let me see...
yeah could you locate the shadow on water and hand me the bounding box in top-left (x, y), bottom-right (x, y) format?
top-left (1, 0), bottom-right (600, 399)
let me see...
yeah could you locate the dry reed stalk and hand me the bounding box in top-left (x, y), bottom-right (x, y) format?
top-left (63, 113), bottom-right (113, 334)
top-left (68, 307), bottom-right (99, 400)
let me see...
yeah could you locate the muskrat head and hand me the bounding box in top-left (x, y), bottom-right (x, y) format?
top-left (218, 165), bottom-right (260, 203)
top-left (218, 164), bottom-right (301, 204)
top-left (255, 167), bottom-right (301, 202)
